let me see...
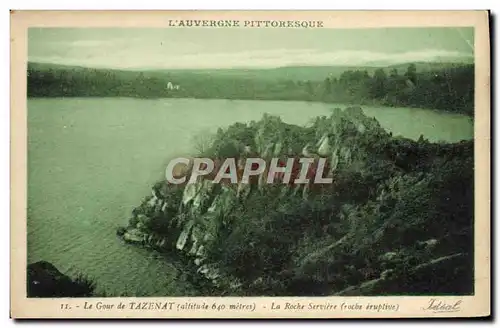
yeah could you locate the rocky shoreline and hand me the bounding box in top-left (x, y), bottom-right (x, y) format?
top-left (117, 106), bottom-right (474, 296)
top-left (27, 261), bottom-right (97, 297)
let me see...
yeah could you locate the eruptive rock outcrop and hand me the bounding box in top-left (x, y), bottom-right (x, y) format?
top-left (117, 106), bottom-right (474, 296)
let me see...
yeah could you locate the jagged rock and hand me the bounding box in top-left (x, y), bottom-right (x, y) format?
top-left (123, 229), bottom-right (145, 244)
top-left (116, 226), bottom-right (126, 237)
top-left (197, 264), bottom-right (221, 282)
top-left (317, 134), bottom-right (331, 156)
top-left (137, 214), bottom-right (151, 226)
top-left (182, 183), bottom-right (199, 206)
top-left (188, 226), bottom-right (202, 256)
top-left (417, 239), bottom-right (439, 250)
top-left (176, 220), bottom-right (194, 251)
top-left (379, 251), bottom-right (399, 262)
top-left (118, 107), bottom-right (474, 296)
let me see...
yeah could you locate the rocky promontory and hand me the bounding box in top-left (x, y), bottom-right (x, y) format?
top-left (117, 106), bottom-right (474, 296)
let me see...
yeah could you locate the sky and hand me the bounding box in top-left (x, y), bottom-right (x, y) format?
top-left (28, 27), bottom-right (474, 69)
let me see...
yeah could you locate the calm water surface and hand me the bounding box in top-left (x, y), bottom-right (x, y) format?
top-left (27, 98), bottom-right (473, 295)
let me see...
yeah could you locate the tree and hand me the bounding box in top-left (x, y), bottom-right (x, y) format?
top-left (389, 68), bottom-right (399, 79)
top-left (323, 77), bottom-right (332, 99)
top-left (370, 68), bottom-right (388, 99)
top-left (305, 80), bottom-right (314, 100)
top-left (405, 63), bottom-right (417, 85)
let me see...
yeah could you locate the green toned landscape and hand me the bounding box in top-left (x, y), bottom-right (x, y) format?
top-left (26, 27), bottom-right (476, 298)
top-left (27, 61), bottom-right (474, 115)
top-left (114, 107), bottom-right (474, 296)
top-left (26, 26), bottom-right (480, 297)
top-left (27, 98), bottom-right (474, 297)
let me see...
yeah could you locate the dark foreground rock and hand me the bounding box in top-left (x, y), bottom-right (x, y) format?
top-left (27, 261), bottom-right (96, 297)
top-left (118, 106), bottom-right (474, 296)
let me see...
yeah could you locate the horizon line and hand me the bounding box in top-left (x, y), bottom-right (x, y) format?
top-left (27, 58), bottom-right (475, 72)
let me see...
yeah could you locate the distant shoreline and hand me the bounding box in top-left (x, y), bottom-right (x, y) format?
top-left (27, 95), bottom-right (474, 117)
top-left (27, 60), bottom-right (474, 116)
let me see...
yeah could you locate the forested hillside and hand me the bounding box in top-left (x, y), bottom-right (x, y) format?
top-left (27, 62), bottom-right (474, 115)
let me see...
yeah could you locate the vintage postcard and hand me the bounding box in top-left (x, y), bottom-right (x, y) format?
top-left (10, 10), bottom-right (490, 319)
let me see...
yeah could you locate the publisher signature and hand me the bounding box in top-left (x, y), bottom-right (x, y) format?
top-left (422, 299), bottom-right (462, 313)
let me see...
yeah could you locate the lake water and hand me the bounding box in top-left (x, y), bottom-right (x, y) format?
top-left (27, 97), bottom-right (474, 296)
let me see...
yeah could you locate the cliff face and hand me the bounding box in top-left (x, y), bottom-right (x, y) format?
top-left (118, 106), bottom-right (474, 296)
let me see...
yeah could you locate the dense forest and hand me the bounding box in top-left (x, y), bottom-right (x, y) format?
top-left (27, 62), bottom-right (474, 115)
